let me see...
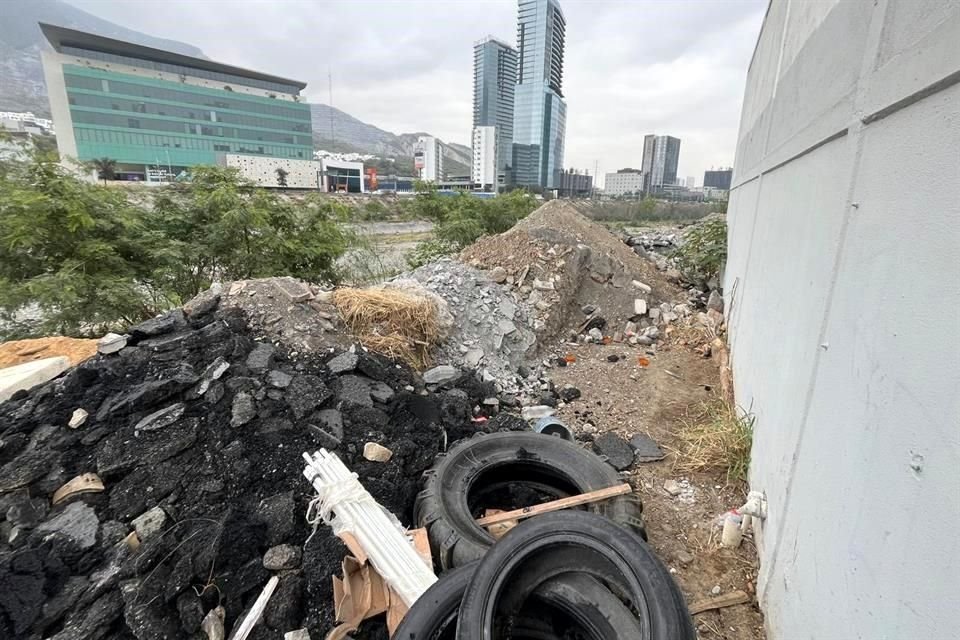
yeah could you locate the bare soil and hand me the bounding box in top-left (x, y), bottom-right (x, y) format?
top-left (545, 337), bottom-right (766, 640)
top-left (0, 336), bottom-right (98, 368)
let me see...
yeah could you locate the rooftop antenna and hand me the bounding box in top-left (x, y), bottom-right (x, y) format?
top-left (328, 66), bottom-right (335, 146)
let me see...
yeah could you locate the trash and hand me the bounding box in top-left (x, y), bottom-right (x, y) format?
top-left (301, 449), bottom-right (437, 607)
top-left (638, 356), bottom-right (650, 367)
top-left (51, 472), bottom-right (105, 505)
top-left (721, 510), bottom-right (745, 548)
top-left (521, 405), bottom-right (556, 421)
top-left (230, 575), bottom-right (279, 640)
top-left (533, 416), bottom-right (574, 441)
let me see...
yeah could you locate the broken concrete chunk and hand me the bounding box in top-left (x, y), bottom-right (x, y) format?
top-left (0, 357), bottom-right (71, 404)
top-left (97, 332), bottom-right (127, 355)
top-left (532, 278), bottom-right (555, 291)
top-left (263, 544), bottom-right (302, 570)
top-left (593, 433), bottom-right (634, 470)
top-left (632, 280), bottom-right (652, 293)
top-left (275, 277), bottom-right (313, 303)
top-left (266, 370), bottom-right (293, 389)
top-left (134, 403), bottom-right (185, 433)
top-left (36, 502), bottom-right (99, 549)
top-left (634, 299), bottom-right (648, 316)
top-left (132, 506), bottom-right (167, 540)
top-left (363, 442), bottom-right (393, 463)
top-left (230, 392), bottom-right (257, 427)
top-left (423, 365), bottom-right (459, 385)
top-left (498, 319), bottom-right (517, 335)
top-left (68, 408), bottom-right (89, 429)
top-left (326, 351), bottom-right (359, 375)
top-left (246, 343), bottom-right (275, 373)
top-left (464, 349), bottom-right (485, 368)
top-left (521, 405), bottom-right (556, 421)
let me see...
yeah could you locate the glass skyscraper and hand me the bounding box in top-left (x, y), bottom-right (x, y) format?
top-left (512, 0), bottom-right (567, 190)
top-left (473, 37), bottom-right (517, 185)
top-left (641, 134), bottom-right (681, 192)
top-left (40, 23), bottom-right (312, 181)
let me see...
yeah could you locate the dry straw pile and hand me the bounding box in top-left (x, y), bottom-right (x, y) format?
top-left (332, 287), bottom-right (444, 369)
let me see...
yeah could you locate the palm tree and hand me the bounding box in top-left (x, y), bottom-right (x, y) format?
top-left (92, 157), bottom-right (117, 184)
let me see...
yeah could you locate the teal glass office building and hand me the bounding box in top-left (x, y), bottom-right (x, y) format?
top-left (40, 23), bottom-right (312, 181)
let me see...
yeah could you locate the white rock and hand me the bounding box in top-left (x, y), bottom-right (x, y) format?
top-left (97, 332), bottom-right (127, 355)
top-left (521, 405), bottom-right (556, 421)
top-left (68, 408), bottom-right (88, 429)
top-left (363, 442), bottom-right (393, 462)
top-left (634, 299), bottom-right (648, 316)
top-left (132, 506), bottom-right (167, 540)
top-left (285, 630), bottom-right (312, 640)
top-left (711, 585), bottom-right (722, 596)
top-left (632, 281), bottom-right (652, 294)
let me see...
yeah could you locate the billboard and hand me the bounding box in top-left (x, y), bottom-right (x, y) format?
top-left (365, 167), bottom-right (378, 191)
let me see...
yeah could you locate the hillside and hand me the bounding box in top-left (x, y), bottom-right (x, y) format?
top-left (0, 0), bottom-right (205, 114)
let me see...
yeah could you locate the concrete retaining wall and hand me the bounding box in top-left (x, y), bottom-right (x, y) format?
top-left (724, 1), bottom-right (960, 637)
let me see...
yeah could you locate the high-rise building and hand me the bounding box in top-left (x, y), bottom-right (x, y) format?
top-left (703, 168), bottom-right (733, 190)
top-left (640, 134), bottom-right (681, 192)
top-left (39, 23), bottom-right (313, 182)
top-left (471, 126), bottom-right (498, 190)
top-left (512, 0), bottom-right (567, 190)
top-left (414, 135), bottom-right (444, 182)
top-left (686, 176), bottom-right (696, 189)
top-left (473, 36), bottom-right (517, 187)
top-left (558, 168), bottom-right (592, 198)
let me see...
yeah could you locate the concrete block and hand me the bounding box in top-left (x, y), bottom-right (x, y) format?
top-left (0, 357), bottom-right (70, 403)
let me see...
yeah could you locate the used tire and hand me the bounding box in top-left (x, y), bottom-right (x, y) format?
top-left (414, 431), bottom-right (645, 569)
top-left (456, 510), bottom-right (696, 640)
top-left (394, 562), bottom-right (644, 640)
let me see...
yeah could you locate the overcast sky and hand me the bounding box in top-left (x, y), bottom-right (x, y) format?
top-left (65, 0), bottom-right (767, 186)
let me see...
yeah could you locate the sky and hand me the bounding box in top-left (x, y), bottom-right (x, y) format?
top-left (64, 0), bottom-right (767, 187)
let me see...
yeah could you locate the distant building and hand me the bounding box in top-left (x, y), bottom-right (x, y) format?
top-left (0, 111), bottom-right (55, 135)
top-left (414, 135), bottom-right (444, 182)
top-left (471, 126), bottom-right (498, 190)
top-left (473, 36), bottom-right (517, 188)
top-left (39, 23), bottom-right (313, 182)
top-left (513, 0), bottom-right (567, 189)
top-left (703, 168), bottom-right (733, 190)
top-left (558, 169), bottom-right (592, 198)
top-left (686, 176), bottom-right (696, 189)
top-left (641, 134), bottom-right (681, 192)
top-left (223, 156), bottom-right (364, 191)
top-left (604, 170), bottom-right (644, 196)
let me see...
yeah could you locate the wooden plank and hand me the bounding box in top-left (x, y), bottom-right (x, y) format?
top-left (689, 590), bottom-right (751, 615)
top-left (475, 484), bottom-right (633, 527)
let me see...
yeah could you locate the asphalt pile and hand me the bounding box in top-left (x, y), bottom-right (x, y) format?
top-left (0, 297), bottom-right (513, 640)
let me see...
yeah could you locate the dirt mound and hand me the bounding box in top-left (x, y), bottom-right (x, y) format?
top-left (0, 298), bottom-right (501, 640)
top-left (461, 200), bottom-right (683, 347)
top-left (0, 337), bottom-right (98, 369)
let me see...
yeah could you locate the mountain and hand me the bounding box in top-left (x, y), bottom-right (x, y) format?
top-left (1, 0), bottom-right (470, 173)
top-left (311, 104), bottom-right (470, 175)
top-left (0, 0), bottom-right (205, 115)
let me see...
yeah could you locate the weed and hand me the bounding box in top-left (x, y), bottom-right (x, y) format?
top-left (671, 396), bottom-right (754, 484)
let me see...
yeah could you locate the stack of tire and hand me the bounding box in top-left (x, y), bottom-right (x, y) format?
top-left (402, 431), bottom-right (695, 639)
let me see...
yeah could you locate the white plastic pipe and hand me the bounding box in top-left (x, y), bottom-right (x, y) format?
top-left (301, 449), bottom-right (437, 607)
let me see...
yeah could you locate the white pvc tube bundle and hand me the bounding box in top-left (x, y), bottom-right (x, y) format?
top-left (301, 449), bottom-right (437, 607)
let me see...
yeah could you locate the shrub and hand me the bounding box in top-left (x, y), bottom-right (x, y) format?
top-left (671, 215), bottom-right (727, 283)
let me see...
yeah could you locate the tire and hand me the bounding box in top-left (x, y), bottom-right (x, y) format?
top-left (414, 431), bottom-right (645, 569)
top-left (456, 510), bottom-right (696, 640)
top-left (394, 563), bottom-right (644, 640)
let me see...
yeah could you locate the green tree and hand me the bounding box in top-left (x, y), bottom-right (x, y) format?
top-left (92, 157), bottom-right (117, 183)
top-left (0, 147), bottom-right (165, 338)
top-left (275, 167), bottom-right (289, 187)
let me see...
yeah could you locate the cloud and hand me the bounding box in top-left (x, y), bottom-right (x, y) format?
top-left (64, 0), bottom-right (766, 185)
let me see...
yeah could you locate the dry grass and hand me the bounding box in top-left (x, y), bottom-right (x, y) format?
top-left (332, 287), bottom-right (442, 369)
top-left (670, 395), bottom-right (755, 485)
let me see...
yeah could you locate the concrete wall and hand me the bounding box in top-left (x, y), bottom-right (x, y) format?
top-left (724, 1), bottom-right (960, 638)
top-left (224, 154), bottom-right (321, 189)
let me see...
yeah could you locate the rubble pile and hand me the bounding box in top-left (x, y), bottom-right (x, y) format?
top-left (0, 298), bottom-right (506, 640)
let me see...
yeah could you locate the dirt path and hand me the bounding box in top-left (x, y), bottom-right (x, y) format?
top-left (546, 338), bottom-right (766, 640)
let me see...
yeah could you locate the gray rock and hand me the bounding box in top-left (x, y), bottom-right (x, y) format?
top-left (326, 351), bottom-right (359, 374)
top-left (230, 392), bottom-right (257, 427)
top-left (337, 375), bottom-right (374, 407)
top-left (636, 336), bottom-right (654, 346)
top-left (97, 332), bottom-right (127, 355)
top-left (369, 381), bottom-right (394, 404)
top-left (7, 495), bottom-right (48, 527)
top-left (246, 343), bottom-right (275, 373)
top-left (676, 549), bottom-right (695, 565)
top-left (263, 544), bottom-right (302, 570)
top-left (266, 370), bottom-right (293, 389)
top-left (423, 365), bottom-right (459, 385)
top-left (490, 266), bottom-right (507, 283)
top-left (129, 310), bottom-right (185, 339)
top-left (557, 384), bottom-right (581, 403)
top-left (644, 326), bottom-right (661, 339)
top-left (132, 506), bottom-right (167, 540)
top-left (286, 375), bottom-right (333, 418)
top-left (630, 433), bottom-right (666, 462)
top-left (593, 433), bottom-right (635, 470)
top-left (134, 403), bottom-right (185, 433)
top-left (257, 492), bottom-right (295, 545)
top-left (498, 319), bottom-right (517, 335)
top-left (36, 502), bottom-right (99, 549)
top-left (663, 479), bottom-right (682, 496)
top-left (464, 349), bottom-right (485, 368)
top-left (588, 327), bottom-right (604, 342)
top-left (581, 304), bottom-right (597, 315)
top-left (707, 290), bottom-right (724, 313)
